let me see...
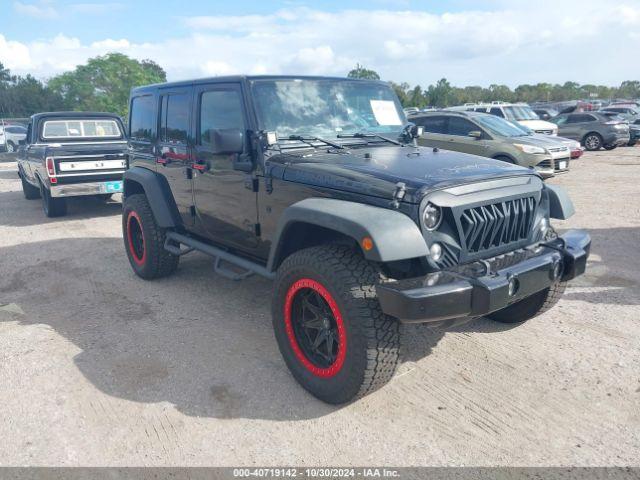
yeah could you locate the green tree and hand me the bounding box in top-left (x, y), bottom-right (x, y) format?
top-left (427, 78), bottom-right (453, 107)
top-left (347, 63), bottom-right (381, 80)
top-left (48, 53), bottom-right (167, 118)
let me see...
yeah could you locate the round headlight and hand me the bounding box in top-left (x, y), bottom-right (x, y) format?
top-left (423, 203), bottom-right (442, 231)
top-left (429, 243), bottom-right (443, 261)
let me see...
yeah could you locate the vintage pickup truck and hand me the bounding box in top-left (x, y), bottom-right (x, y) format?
top-left (17, 112), bottom-right (127, 217)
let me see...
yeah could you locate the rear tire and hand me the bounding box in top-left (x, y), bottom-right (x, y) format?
top-left (20, 173), bottom-right (40, 200)
top-left (583, 133), bottom-right (603, 151)
top-left (272, 245), bottom-right (400, 404)
top-left (603, 144), bottom-right (617, 151)
top-left (487, 281), bottom-right (567, 324)
top-left (40, 181), bottom-right (67, 217)
top-left (122, 194), bottom-right (179, 279)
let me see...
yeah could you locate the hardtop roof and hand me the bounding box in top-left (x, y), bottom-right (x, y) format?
top-left (130, 75), bottom-right (389, 96)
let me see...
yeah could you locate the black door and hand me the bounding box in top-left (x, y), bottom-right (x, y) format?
top-left (156, 88), bottom-right (194, 227)
top-left (191, 84), bottom-right (258, 253)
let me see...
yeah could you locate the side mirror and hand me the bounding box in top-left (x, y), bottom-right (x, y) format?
top-left (208, 128), bottom-right (244, 155)
top-left (468, 130), bottom-right (482, 139)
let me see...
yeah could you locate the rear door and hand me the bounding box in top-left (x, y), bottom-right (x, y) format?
top-left (416, 115), bottom-right (450, 150)
top-left (563, 114), bottom-right (593, 140)
top-left (156, 88), bottom-right (194, 227)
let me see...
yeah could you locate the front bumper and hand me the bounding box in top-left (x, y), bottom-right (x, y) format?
top-left (50, 180), bottom-right (123, 198)
top-left (377, 230), bottom-right (591, 323)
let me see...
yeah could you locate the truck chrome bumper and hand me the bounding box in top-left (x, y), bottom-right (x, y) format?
top-left (376, 230), bottom-right (591, 323)
top-left (50, 181), bottom-right (123, 198)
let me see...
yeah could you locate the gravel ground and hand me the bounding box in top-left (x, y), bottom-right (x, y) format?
top-left (0, 148), bottom-right (638, 467)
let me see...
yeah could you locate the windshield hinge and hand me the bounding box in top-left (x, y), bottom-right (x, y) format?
top-left (390, 182), bottom-right (407, 209)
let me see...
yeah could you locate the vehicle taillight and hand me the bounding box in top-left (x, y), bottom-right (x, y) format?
top-left (46, 157), bottom-right (56, 183)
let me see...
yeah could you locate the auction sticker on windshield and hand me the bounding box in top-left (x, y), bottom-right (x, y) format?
top-left (370, 100), bottom-right (402, 126)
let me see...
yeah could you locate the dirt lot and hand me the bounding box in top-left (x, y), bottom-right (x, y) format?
top-left (0, 148), bottom-right (639, 467)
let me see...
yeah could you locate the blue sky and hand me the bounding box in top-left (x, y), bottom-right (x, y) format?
top-left (1, 0), bottom-right (639, 86)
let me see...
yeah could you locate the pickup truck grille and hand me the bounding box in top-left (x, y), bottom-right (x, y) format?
top-left (460, 197), bottom-right (537, 253)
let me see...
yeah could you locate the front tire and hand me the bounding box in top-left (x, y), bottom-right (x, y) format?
top-left (487, 281), bottom-right (567, 324)
top-left (583, 133), bottom-right (603, 151)
top-left (40, 181), bottom-right (67, 217)
top-left (603, 144), bottom-right (617, 151)
top-left (6, 141), bottom-right (16, 153)
top-left (122, 194), bottom-right (179, 279)
top-left (272, 245), bottom-right (400, 404)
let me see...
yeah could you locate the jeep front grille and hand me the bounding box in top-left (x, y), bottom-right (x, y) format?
top-left (460, 197), bottom-right (537, 253)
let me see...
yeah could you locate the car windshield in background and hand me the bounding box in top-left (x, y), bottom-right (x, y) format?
top-left (251, 79), bottom-right (406, 139)
top-left (475, 114), bottom-right (529, 137)
top-left (42, 119), bottom-right (122, 139)
top-left (503, 106), bottom-right (540, 121)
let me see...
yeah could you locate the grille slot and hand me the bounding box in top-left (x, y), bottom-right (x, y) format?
top-left (460, 197), bottom-right (536, 253)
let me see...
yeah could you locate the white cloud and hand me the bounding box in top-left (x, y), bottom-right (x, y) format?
top-left (1, 1), bottom-right (640, 86)
top-left (13, 0), bottom-right (58, 19)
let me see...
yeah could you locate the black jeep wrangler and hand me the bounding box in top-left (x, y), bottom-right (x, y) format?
top-left (122, 76), bottom-right (590, 404)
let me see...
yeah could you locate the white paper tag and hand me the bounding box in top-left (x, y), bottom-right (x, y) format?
top-left (370, 100), bottom-right (402, 126)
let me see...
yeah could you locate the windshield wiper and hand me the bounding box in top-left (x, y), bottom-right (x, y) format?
top-left (286, 135), bottom-right (345, 150)
top-left (337, 132), bottom-right (401, 146)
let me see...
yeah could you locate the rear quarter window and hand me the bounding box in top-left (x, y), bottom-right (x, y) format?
top-left (130, 95), bottom-right (155, 142)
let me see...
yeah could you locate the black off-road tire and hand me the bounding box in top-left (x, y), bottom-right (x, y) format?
top-left (487, 281), bottom-right (567, 324)
top-left (20, 173), bottom-right (40, 199)
top-left (122, 194), bottom-right (179, 279)
top-left (272, 245), bottom-right (400, 404)
top-left (40, 181), bottom-right (67, 217)
top-left (583, 133), bottom-right (603, 151)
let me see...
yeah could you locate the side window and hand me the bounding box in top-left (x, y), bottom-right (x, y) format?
top-left (160, 94), bottom-right (190, 144)
top-left (553, 115), bottom-right (568, 126)
top-left (489, 108), bottom-right (505, 118)
top-left (198, 89), bottom-right (245, 146)
top-left (130, 95), bottom-right (155, 142)
top-left (447, 117), bottom-right (477, 136)
top-left (420, 116), bottom-right (447, 134)
top-left (569, 114), bottom-right (594, 123)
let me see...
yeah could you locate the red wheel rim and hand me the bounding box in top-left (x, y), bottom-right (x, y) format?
top-left (127, 210), bottom-right (146, 266)
top-left (284, 278), bottom-right (346, 378)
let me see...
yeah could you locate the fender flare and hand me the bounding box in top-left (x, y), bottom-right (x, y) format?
top-left (266, 198), bottom-right (429, 271)
top-left (545, 184), bottom-right (575, 220)
top-left (123, 167), bottom-right (181, 228)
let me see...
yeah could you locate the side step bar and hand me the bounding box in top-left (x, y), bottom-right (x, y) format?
top-left (164, 231), bottom-right (275, 280)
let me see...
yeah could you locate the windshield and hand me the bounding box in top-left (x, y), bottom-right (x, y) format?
top-left (42, 118), bottom-right (122, 140)
top-left (503, 106), bottom-right (540, 121)
top-left (251, 79), bottom-right (406, 139)
top-left (475, 114), bottom-right (530, 137)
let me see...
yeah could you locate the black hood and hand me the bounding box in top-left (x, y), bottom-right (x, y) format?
top-left (273, 145), bottom-right (538, 203)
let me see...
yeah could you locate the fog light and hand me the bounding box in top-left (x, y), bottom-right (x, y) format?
top-left (508, 277), bottom-right (519, 296)
top-left (429, 243), bottom-right (443, 261)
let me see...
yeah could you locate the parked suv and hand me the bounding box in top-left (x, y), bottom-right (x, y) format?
top-left (450, 102), bottom-right (559, 135)
top-left (122, 76), bottom-right (589, 404)
top-left (549, 112), bottom-right (630, 151)
top-left (410, 111), bottom-right (570, 177)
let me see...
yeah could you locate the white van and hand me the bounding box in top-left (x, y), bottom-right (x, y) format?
top-left (449, 102), bottom-right (558, 135)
